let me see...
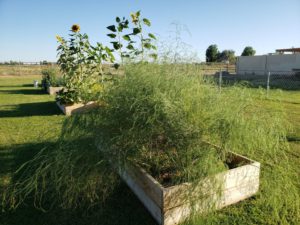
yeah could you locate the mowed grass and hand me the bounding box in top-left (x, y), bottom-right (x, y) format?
top-left (0, 75), bottom-right (156, 225)
top-left (0, 76), bottom-right (64, 186)
top-left (0, 75), bottom-right (299, 225)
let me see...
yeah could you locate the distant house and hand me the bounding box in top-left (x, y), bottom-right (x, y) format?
top-left (236, 48), bottom-right (300, 75)
top-left (23, 62), bottom-right (40, 65)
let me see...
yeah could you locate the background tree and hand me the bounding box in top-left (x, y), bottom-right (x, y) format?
top-left (218, 50), bottom-right (236, 63)
top-left (241, 46), bottom-right (256, 56)
top-left (206, 44), bottom-right (219, 62)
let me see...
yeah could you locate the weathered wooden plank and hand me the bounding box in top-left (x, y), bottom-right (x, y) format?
top-left (122, 164), bottom-right (164, 208)
top-left (119, 167), bottom-right (163, 224)
top-left (163, 182), bottom-right (260, 225)
top-left (163, 155), bottom-right (260, 210)
top-left (220, 182), bottom-right (260, 207)
top-left (56, 101), bottom-right (98, 115)
top-left (47, 86), bottom-right (63, 95)
top-left (222, 163), bottom-right (260, 190)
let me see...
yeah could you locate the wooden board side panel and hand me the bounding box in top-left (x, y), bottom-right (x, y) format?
top-left (47, 86), bottom-right (63, 95)
top-left (164, 182), bottom-right (260, 225)
top-left (124, 164), bottom-right (164, 208)
top-left (70, 102), bottom-right (98, 114)
top-left (56, 101), bottom-right (98, 115)
top-left (223, 163), bottom-right (260, 190)
top-left (119, 169), bottom-right (163, 224)
top-left (163, 162), bottom-right (260, 210)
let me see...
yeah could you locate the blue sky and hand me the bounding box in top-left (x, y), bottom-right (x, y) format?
top-left (0, 0), bottom-right (299, 62)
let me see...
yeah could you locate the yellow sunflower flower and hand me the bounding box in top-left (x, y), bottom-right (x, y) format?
top-left (55, 35), bottom-right (63, 43)
top-left (130, 13), bottom-right (138, 24)
top-left (71, 24), bottom-right (80, 33)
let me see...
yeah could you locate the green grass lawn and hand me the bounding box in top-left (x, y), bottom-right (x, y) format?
top-left (0, 75), bottom-right (299, 225)
top-left (0, 76), bottom-right (64, 187)
top-left (0, 75), bottom-right (156, 225)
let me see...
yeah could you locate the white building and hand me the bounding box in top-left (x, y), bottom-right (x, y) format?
top-left (236, 48), bottom-right (300, 75)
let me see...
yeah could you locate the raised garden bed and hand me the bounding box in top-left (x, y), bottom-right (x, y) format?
top-left (47, 86), bottom-right (64, 95)
top-left (118, 152), bottom-right (260, 225)
top-left (56, 101), bottom-right (98, 116)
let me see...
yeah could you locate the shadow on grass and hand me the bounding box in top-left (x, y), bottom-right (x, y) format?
top-left (0, 143), bottom-right (53, 182)
top-left (0, 101), bottom-right (62, 117)
top-left (0, 150), bottom-right (14, 177)
top-left (0, 140), bottom-right (156, 225)
top-left (0, 88), bottom-right (45, 95)
top-left (1, 183), bottom-right (156, 225)
top-left (0, 84), bottom-right (36, 88)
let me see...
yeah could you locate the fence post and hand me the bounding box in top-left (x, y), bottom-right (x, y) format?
top-left (267, 71), bottom-right (270, 95)
top-left (219, 70), bottom-right (222, 92)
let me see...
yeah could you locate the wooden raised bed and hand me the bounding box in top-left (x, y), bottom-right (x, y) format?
top-left (118, 152), bottom-right (260, 225)
top-left (47, 86), bottom-right (64, 95)
top-left (56, 101), bottom-right (98, 116)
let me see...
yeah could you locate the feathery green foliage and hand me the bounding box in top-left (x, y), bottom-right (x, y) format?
top-left (41, 68), bottom-right (64, 90)
top-left (2, 65), bottom-right (299, 225)
top-left (96, 64), bottom-right (290, 186)
top-left (3, 113), bottom-right (118, 210)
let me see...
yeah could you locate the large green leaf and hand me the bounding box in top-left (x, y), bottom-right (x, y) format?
top-left (124, 19), bottom-right (129, 27)
top-left (111, 42), bottom-right (122, 50)
top-left (133, 28), bottom-right (141, 34)
top-left (107, 25), bottom-right (116, 32)
top-left (118, 25), bottom-right (123, 32)
top-left (107, 33), bottom-right (116, 38)
top-left (143, 42), bottom-right (152, 49)
top-left (127, 44), bottom-right (134, 50)
top-left (105, 46), bottom-right (113, 53)
top-left (148, 33), bottom-right (156, 40)
top-left (101, 54), bottom-right (107, 60)
top-left (122, 35), bottom-right (131, 41)
top-left (143, 18), bottom-right (151, 26)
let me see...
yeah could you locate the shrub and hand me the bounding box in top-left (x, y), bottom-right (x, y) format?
top-left (41, 68), bottom-right (63, 90)
top-left (96, 64), bottom-right (289, 186)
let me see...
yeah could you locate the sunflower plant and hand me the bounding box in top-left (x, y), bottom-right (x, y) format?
top-left (107, 11), bottom-right (157, 67)
top-left (56, 24), bottom-right (115, 104)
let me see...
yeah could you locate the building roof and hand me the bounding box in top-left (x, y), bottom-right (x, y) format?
top-left (276, 48), bottom-right (300, 54)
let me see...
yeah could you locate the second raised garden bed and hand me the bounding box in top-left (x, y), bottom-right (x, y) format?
top-left (47, 86), bottom-right (64, 95)
top-left (56, 101), bottom-right (98, 116)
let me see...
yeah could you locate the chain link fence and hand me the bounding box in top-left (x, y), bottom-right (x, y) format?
top-left (216, 71), bottom-right (300, 91)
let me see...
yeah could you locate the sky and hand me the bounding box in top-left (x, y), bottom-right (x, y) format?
top-left (0, 0), bottom-right (299, 62)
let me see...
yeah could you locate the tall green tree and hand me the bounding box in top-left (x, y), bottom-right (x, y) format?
top-left (206, 44), bottom-right (219, 62)
top-left (218, 50), bottom-right (236, 63)
top-left (241, 46), bottom-right (256, 56)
